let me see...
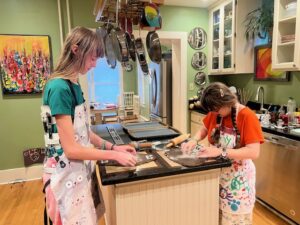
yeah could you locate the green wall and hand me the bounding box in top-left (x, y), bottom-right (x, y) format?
top-left (160, 6), bottom-right (208, 99)
top-left (0, 0), bottom-right (137, 170)
top-left (209, 71), bottom-right (300, 106)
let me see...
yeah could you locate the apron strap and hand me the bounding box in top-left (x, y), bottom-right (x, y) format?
top-left (43, 179), bottom-right (53, 225)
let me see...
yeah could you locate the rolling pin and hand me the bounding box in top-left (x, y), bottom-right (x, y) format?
top-left (129, 141), bottom-right (153, 150)
top-left (166, 133), bottom-right (191, 148)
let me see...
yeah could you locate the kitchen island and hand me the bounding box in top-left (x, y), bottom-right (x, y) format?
top-left (92, 123), bottom-right (231, 225)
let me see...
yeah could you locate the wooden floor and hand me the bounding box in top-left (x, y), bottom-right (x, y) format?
top-left (0, 179), bottom-right (290, 225)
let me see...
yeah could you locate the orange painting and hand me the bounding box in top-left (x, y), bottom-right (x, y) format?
top-left (254, 44), bottom-right (289, 81)
top-left (0, 34), bottom-right (51, 94)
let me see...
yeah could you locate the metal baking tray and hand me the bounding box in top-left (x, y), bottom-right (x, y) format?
top-left (122, 121), bottom-right (179, 140)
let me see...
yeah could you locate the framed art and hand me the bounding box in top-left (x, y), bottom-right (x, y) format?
top-left (254, 44), bottom-right (290, 81)
top-left (0, 34), bottom-right (52, 95)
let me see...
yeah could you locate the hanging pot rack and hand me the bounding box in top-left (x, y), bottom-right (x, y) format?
top-left (94, 0), bottom-right (163, 24)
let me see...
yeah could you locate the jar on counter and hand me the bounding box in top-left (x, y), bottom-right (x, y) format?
top-left (287, 97), bottom-right (296, 127)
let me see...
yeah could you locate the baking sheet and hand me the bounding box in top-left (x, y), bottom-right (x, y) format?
top-left (122, 121), bottom-right (179, 140)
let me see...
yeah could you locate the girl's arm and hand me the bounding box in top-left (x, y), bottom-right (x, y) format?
top-left (55, 115), bottom-right (136, 166)
top-left (198, 143), bottom-right (260, 160)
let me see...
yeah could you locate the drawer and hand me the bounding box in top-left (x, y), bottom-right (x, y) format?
top-left (191, 111), bottom-right (205, 124)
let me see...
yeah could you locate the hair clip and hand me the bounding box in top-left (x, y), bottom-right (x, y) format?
top-left (220, 89), bottom-right (224, 97)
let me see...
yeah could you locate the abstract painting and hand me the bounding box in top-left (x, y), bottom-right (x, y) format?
top-left (0, 34), bottom-right (52, 94)
top-left (254, 44), bottom-right (290, 81)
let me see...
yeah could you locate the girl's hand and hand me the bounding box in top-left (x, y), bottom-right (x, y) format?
top-left (181, 139), bottom-right (197, 154)
top-left (114, 151), bottom-right (137, 167)
top-left (114, 145), bottom-right (137, 155)
top-left (197, 146), bottom-right (222, 158)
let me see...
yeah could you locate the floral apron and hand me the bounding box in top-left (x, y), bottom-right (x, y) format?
top-left (42, 102), bottom-right (105, 225)
top-left (218, 126), bottom-right (256, 215)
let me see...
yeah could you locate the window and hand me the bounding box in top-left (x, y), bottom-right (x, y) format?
top-left (87, 58), bottom-right (122, 106)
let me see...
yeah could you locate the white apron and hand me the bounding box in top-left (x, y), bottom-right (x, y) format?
top-left (218, 126), bottom-right (256, 215)
top-left (43, 103), bottom-right (105, 225)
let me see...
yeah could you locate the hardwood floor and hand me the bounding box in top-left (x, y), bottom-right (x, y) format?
top-left (0, 179), bottom-right (290, 225)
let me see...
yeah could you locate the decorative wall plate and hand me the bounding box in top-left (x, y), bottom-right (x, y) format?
top-left (191, 52), bottom-right (207, 70)
top-left (194, 72), bottom-right (206, 86)
top-left (188, 27), bottom-right (207, 50)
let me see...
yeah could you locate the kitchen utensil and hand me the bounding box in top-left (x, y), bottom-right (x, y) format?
top-left (129, 140), bottom-right (170, 151)
top-left (164, 148), bottom-right (207, 167)
top-left (146, 31), bottom-right (162, 64)
top-left (166, 133), bottom-right (191, 148)
top-left (104, 27), bottom-right (117, 68)
top-left (135, 37), bottom-right (149, 74)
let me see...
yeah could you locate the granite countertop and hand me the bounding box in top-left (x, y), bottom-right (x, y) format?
top-left (92, 123), bottom-right (231, 185)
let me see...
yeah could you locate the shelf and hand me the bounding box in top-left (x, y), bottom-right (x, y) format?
top-left (279, 16), bottom-right (296, 24)
top-left (213, 22), bottom-right (220, 26)
top-left (224, 35), bottom-right (232, 38)
top-left (278, 41), bottom-right (295, 46)
top-left (213, 39), bottom-right (219, 42)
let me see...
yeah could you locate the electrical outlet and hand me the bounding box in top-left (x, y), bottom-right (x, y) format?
top-left (189, 82), bottom-right (194, 91)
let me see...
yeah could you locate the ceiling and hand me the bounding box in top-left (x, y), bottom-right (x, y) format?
top-left (163, 0), bottom-right (219, 8)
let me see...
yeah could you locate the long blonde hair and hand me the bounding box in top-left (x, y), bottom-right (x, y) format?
top-left (49, 26), bottom-right (103, 80)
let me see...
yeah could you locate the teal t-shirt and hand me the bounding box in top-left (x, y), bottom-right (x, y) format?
top-left (43, 78), bottom-right (84, 117)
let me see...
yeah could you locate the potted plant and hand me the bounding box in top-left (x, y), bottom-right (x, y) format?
top-left (244, 0), bottom-right (274, 42)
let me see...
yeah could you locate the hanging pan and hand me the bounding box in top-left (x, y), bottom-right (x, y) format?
top-left (135, 37), bottom-right (149, 74)
top-left (104, 29), bottom-right (117, 69)
top-left (110, 1), bottom-right (129, 63)
top-left (146, 31), bottom-right (162, 64)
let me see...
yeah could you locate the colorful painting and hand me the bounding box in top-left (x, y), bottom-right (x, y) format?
top-left (0, 34), bottom-right (52, 94)
top-left (254, 44), bottom-right (290, 81)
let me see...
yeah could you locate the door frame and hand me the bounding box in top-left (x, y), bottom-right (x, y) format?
top-left (134, 30), bottom-right (188, 133)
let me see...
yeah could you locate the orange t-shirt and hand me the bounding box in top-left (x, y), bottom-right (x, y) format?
top-left (203, 107), bottom-right (264, 146)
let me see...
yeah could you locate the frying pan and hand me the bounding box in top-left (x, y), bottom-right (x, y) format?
top-left (110, 27), bottom-right (129, 63)
top-left (135, 37), bottom-right (149, 74)
top-left (104, 32), bottom-right (117, 69)
top-left (121, 16), bottom-right (136, 62)
top-left (146, 31), bottom-right (162, 64)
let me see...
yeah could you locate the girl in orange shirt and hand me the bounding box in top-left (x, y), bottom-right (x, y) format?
top-left (182, 82), bottom-right (264, 225)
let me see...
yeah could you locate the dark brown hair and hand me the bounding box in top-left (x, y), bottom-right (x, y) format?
top-left (200, 82), bottom-right (237, 112)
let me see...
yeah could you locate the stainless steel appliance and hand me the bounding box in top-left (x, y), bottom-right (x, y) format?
top-left (254, 132), bottom-right (300, 225)
top-left (149, 52), bottom-right (172, 125)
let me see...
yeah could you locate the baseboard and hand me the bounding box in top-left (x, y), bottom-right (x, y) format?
top-left (0, 165), bottom-right (43, 185)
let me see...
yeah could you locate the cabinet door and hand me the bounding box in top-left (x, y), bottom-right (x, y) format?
top-left (272, 0), bottom-right (300, 70)
top-left (208, 0), bottom-right (235, 74)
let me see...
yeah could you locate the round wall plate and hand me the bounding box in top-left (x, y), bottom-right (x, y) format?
top-left (194, 72), bottom-right (206, 86)
top-left (191, 52), bottom-right (207, 70)
top-left (188, 27), bottom-right (207, 50)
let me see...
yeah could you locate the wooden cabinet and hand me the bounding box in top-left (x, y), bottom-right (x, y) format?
top-left (190, 111), bottom-right (209, 146)
top-left (272, 0), bottom-right (300, 70)
top-left (208, 0), bottom-right (259, 75)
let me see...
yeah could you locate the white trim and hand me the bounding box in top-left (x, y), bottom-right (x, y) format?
top-left (0, 165), bottom-right (43, 185)
top-left (133, 30), bottom-right (188, 133)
